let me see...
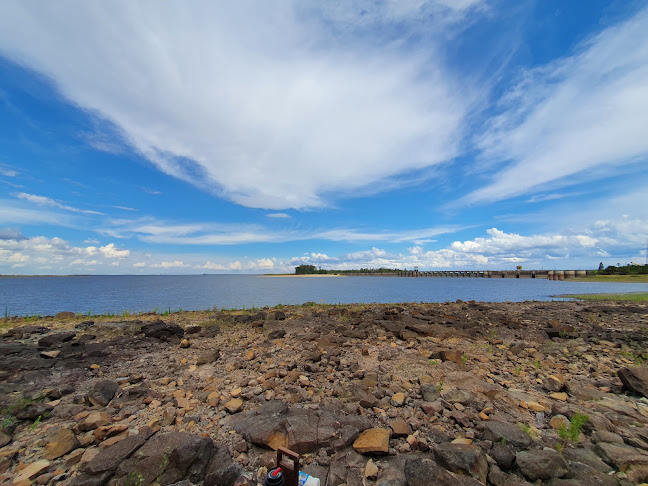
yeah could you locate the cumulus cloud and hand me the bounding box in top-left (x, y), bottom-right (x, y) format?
top-left (0, 1), bottom-right (478, 210)
top-left (0, 227), bottom-right (25, 240)
top-left (464, 6), bottom-right (648, 204)
top-left (151, 261), bottom-right (185, 269)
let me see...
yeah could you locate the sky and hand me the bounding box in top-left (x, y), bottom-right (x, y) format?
top-left (0, 0), bottom-right (647, 275)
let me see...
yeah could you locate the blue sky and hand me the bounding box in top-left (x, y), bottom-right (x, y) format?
top-left (0, 0), bottom-right (647, 274)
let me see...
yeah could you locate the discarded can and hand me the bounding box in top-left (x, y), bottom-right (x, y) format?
top-left (265, 467), bottom-right (285, 486)
top-left (298, 471), bottom-right (321, 486)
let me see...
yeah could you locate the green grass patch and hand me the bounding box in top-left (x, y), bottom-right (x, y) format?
top-left (560, 292), bottom-right (648, 301)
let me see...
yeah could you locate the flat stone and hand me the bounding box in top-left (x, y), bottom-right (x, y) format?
top-left (595, 441), bottom-right (648, 470)
top-left (44, 428), bottom-right (78, 460)
top-left (40, 350), bottom-right (60, 359)
top-left (12, 460), bottom-right (50, 484)
top-left (353, 428), bottom-right (390, 455)
top-left (405, 457), bottom-right (482, 486)
top-left (365, 459), bottom-right (379, 479)
top-left (77, 411), bottom-right (111, 431)
top-left (84, 428), bottom-right (151, 474)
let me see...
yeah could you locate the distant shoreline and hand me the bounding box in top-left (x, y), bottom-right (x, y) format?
top-left (260, 274), bottom-right (345, 277)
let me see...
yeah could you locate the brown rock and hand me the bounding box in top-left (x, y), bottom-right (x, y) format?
top-left (77, 411), bottom-right (111, 431)
top-left (180, 338), bottom-right (190, 348)
top-left (391, 392), bottom-right (406, 407)
top-left (12, 460), bottom-right (50, 484)
top-left (225, 398), bottom-right (244, 414)
top-left (353, 428), bottom-right (390, 455)
top-left (43, 429), bottom-right (78, 460)
top-left (364, 459), bottom-right (379, 479)
top-left (388, 417), bottom-right (411, 437)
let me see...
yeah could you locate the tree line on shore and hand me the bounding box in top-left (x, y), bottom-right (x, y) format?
top-left (294, 264), bottom-right (403, 275)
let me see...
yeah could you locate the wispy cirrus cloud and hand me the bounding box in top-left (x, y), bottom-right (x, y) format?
top-left (0, 1), bottom-right (481, 210)
top-left (463, 6), bottom-right (648, 205)
top-left (15, 192), bottom-right (104, 215)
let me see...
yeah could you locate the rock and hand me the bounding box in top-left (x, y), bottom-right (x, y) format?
top-left (44, 428), bottom-right (78, 460)
top-left (421, 384), bottom-right (441, 402)
top-left (114, 432), bottom-right (217, 485)
top-left (618, 367), bottom-right (648, 397)
top-left (440, 349), bottom-right (464, 366)
top-left (595, 441), bottom-right (648, 471)
top-left (365, 459), bottom-right (379, 479)
top-left (185, 325), bottom-right (202, 334)
top-left (204, 444), bottom-right (241, 486)
top-left (140, 320), bottom-right (184, 339)
top-left (391, 392), bottom-right (406, 407)
top-left (388, 417), bottom-right (411, 438)
top-left (274, 311), bottom-right (286, 320)
top-left (490, 441), bottom-right (516, 470)
top-left (516, 449), bottom-right (570, 481)
top-left (77, 412), bottom-right (111, 431)
top-left (197, 350), bottom-right (220, 365)
top-left (223, 398), bottom-right (243, 414)
top-left (38, 332), bottom-right (76, 348)
top-left (82, 427), bottom-right (153, 475)
top-left (180, 338), bottom-right (190, 348)
top-left (478, 421), bottom-right (533, 449)
top-left (268, 330), bottom-right (286, 340)
top-left (0, 431), bottom-right (11, 448)
top-left (404, 457), bottom-right (482, 486)
top-left (87, 380), bottom-right (119, 406)
top-left (433, 442), bottom-right (488, 484)
top-left (15, 402), bottom-right (53, 420)
top-left (12, 460), bottom-right (50, 484)
top-left (56, 311), bottom-right (76, 319)
top-left (353, 428), bottom-right (390, 455)
top-left (40, 350), bottom-right (60, 359)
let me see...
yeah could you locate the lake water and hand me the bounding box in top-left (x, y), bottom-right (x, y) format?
top-left (2, 275), bottom-right (648, 317)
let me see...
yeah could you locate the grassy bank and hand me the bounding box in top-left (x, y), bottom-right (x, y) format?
top-left (560, 292), bottom-right (648, 301)
top-left (569, 274), bottom-right (648, 283)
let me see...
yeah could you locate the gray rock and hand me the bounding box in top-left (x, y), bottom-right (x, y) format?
top-left (479, 421), bottom-right (533, 449)
top-left (595, 441), bottom-right (648, 470)
top-left (516, 449), bottom-right (570, 481)
top-left (433, 443), bottom-right (488, 484)
top-left (488, 465), bottom-right (532, 486)
top-left (421, 384), bottom-right (441, 402)
top-left (404, 457), bottom-right (482, 486)
top-left (83, 429), bottom-right (150, 475)
top-left (38, 332), bottom-right (76, 348)
top-left (140, 320), bottom-right (184, 339)
top-left (490, 441), bottom-right (516, 470)
top-left (618, 367), bottom-right (648, 398)
top-left (87, 380), bottom-right (119, 407)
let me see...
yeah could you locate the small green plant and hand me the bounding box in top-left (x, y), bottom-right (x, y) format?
top-left (1, 415), bottom-right (14, 431)
top-left (124, 471), bottom-right (145, 486)
top-left (555, 442), bottom-right (564, 453)
top-left (515, 365), bottom-right (523, 374)
top-left (31, 415), bottom-right (42, 430)
top-left (461, 353), bottom-right (467, 366)
top-left (436, 381), bottom-right (444, 393)
top-left (517, 422), bottom-right (533, 437)
top-left (558, 412), bottom-right (589, 443)
top-left (429, 358), bottom-right (438, 366)
top-left (533, 359), bottom-right (542, 370)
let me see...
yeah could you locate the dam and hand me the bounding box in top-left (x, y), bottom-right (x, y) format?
top-left (395, 269), bottom-right (590, 280)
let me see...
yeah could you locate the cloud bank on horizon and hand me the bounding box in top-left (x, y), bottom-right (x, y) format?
top-left (0, 0), bottom-right (647, 274)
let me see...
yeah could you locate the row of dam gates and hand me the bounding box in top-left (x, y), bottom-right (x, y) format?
top-left (395, 269), bottom-right (591, 280)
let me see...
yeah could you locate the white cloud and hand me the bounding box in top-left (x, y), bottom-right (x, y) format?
top-left (15, 192), bottom-right (104, 215)
top-left (266, 213), bottom-right (291, 219)
top-left (0, 1), bottom-right (478, 210)
top-left (0, 164), bottom-right (18, 177)
top-left (133, 262), bottom-right (146, 268)
top-left (151, 261), bottom-right (185, 268)
top-left (465, 6), bottom-right (648, 205)
top-left (229, 261), bottom-right (242, 270)
top-left (99, 243), bottom-right (130, 258)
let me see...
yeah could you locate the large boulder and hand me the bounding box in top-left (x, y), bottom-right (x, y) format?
top-left (433, 443), bottom-right (488, 484)
top-left (478, 421), bottom-right (533, 449)
top-left (140, 320), bottom-right (184, 340)
top-left (38, 332), bottom-right (76, 348)
top-left (516, 449), bottom-right (570, 482)
top-left (618, 367), bottom-right (648, 397)
top-left (404, 457), bottom-right (483, 486)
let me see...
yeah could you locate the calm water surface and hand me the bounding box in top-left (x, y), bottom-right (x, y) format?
top-left (1, 275), bottom-right (648, 316)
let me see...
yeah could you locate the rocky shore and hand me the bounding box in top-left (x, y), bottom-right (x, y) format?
top-left (2, 300), bottom-right (648, 485)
